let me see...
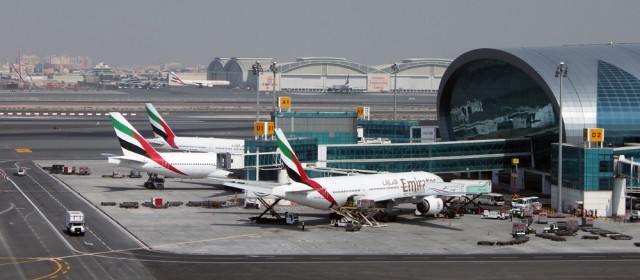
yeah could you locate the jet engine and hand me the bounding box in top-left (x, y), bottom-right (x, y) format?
top-left (415, 196), bottom-right (444, 216)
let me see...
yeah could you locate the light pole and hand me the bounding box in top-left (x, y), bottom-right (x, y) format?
top-left (252, 61), bottom-right (263, 122)
top-left (269, 61), bottom-right (278, 112)
top-left (391, 62), bottom-right (399, 120)
top-left (555, 61), bottom-right (568, 213)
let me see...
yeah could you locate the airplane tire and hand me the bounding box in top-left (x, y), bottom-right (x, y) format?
top-left (446, 211), bottom-right (456, 219)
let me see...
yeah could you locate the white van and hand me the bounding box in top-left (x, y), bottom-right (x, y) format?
top-left (511, 196), bottom-right (542, 210)
top-left (474, 193), bottom-right (505, 206)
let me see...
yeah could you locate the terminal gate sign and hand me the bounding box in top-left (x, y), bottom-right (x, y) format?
top-left (278, 97), bottom-right (291, 109)
top-left (254, 122), bottom-right (275, 136)
top-left (583, 128), bottom-right (604, 142)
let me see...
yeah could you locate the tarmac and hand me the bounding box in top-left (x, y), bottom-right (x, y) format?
top-left (36, 160), bottom-right (640, 256)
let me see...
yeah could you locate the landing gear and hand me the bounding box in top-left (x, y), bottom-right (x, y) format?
top-left (144, 173), bottom-right (165, 189)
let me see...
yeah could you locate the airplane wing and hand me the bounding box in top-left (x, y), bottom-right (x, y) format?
top-left (362, 180), bottom-right (491, 203)
top-left (224, 181), bottom-right (278, 195)
top-left (107, 156), bottom-right (147, 165)
top-left (285, 188), bottom-right (326, 195)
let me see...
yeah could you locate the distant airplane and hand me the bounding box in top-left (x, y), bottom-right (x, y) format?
top-left (168, 71), bottom-right (230, 88)
top-left (144, 103), bottom-right (244, 154)
top-left (326, 75), bottom-right (363, 93)
top-left (225, 128), bottom-right (491, 222)
top-left (107, 112), bottom-right (232, 189)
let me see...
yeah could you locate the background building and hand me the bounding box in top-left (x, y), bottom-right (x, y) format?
top-left (208, 57), bottom-right (451, 92)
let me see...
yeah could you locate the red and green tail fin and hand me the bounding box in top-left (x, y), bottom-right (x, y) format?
top-left (109, 112), bottom-right (186, 176)
top-left (145, 103), bottom-right (178, 148)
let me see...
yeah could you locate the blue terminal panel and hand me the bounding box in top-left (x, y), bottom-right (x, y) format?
top-left (244, 138), bottom-right (318, 181)
top-left (597, 60), bottom-right (640, 145)
top-left (275, 111), bottom-right (358, 144)
top-left (551, 145), bottom-right (613, 191)
top-left (358, 120), bottom-right (421, 143)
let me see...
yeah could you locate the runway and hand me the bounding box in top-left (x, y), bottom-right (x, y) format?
top-left (1, 89), bottom-right (640, 279)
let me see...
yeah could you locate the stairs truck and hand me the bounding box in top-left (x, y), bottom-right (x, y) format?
top-left (65, 211), bottom-right (86, 236)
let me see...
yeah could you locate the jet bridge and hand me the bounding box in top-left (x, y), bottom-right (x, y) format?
top-left (615, 155), bottom-right (640, 195)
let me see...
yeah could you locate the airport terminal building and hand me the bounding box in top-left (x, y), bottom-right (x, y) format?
top-left (247, 43), bottom-right (640, 216)
top-left (437, 43), bottom-right (640, 214)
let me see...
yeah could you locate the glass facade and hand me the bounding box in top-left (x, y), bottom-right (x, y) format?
top-left (439, 45), bottom-right (640, 184)
top-left (323, 138), bottom-right (532, 174)
top-left (449, 59), bottom-right (556, 141)
top-left (358, 120), bottom-right (421, 143)
top-left (597, 60), bottom-right (640, 145)
top-left (613, 147), bottom-right (640, 189)
top-left (274, 111), bottom-right (358, 144)
top-left (551, 145), bottom-right (613, 191)
top-left (244, 138), bottom-right (317, 180)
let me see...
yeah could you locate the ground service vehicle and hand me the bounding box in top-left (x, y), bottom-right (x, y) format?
top-left (286, 212), bottom-right (299, 224)
top-left (475, 193), bottom-right (505, 206)
top-left (481, 210), bottom-right (508, 220)
top-left (65, 211), bottom-right (86, 236)
top-left (15, 167), bottom-right (27, 176)
top-left (129, 170), bottom-right (142, 178)
top-left (51, 164), bottom-right (64, 174)
top-left (77, 167), bottom-right (91, 175)
top-left (511, 196), bottom-right (542, 212)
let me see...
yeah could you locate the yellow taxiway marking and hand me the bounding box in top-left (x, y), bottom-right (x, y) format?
top-left (32, 258), bottom-right (62, 280)
top-left (14, 148), bottom-right (32, 153)
top-left (0, 233), bottom-right (261, 277)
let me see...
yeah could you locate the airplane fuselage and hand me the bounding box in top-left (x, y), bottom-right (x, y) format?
top-left (183, 80), bottom-right (230, 87)
top-left (272, 171), bottom-right (444, 209)
top-left (150, 136), bottom-right (244, 154)
top-left (109, 152), bottom-right (231, 179)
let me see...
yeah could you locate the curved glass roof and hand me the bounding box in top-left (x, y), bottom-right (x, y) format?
top-left (439, 43), bottom-right (640, 145)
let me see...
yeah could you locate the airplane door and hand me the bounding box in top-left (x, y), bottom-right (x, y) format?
top-left (217, 153), bottom-right (232, 169)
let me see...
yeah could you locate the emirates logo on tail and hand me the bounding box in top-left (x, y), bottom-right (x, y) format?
top-left (275, 129), bottom-right (337, 206)
top-left (169, 72), bottom-right (185, 85)
top-left (110, 112), bottom-right (187, 176)
top-left (145, 103), bottom-right (178, 148)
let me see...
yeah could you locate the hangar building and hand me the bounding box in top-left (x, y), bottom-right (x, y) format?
top-left (206, 57), bottom-right (450, 93)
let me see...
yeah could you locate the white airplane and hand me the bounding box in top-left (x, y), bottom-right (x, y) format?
top-left (225, 128), bottom-right (491, 220)
top-left (107, 112), bottom-right (232, 189)
top-left (144, 103), bottom-right (244, 154)
top-left (168, 71), bottom-right (230, 88)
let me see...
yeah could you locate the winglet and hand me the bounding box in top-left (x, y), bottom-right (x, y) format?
top-left (109, 112), bottom-right (187, 176)
top-left (145, 103), bottom-right (178, 148)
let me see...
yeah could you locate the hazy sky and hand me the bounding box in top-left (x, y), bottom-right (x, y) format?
top-left (2, 0), bottom-right (639, 67)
